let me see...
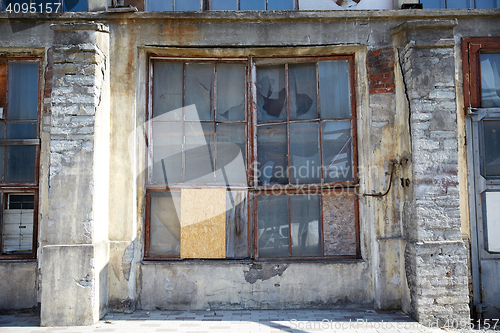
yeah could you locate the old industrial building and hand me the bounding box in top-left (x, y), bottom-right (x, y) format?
top-left (0, 0), bottom-right (499, 327)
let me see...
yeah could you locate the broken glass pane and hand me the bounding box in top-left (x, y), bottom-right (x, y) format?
top-left (319, 60), bottom-right (351, 119)
top-left (216, 63), bottom-right (245, 121)
top-left (216, 123), bottom-right (246, 185)
top-left (6, 123), bottom-right (36, 140)
top-left (149, 191), bottom-right (181, 256)
top-left (4, 145), bottom-right (36, 183)
top-left (185, 122), bottom-right (215, 183)
top-left (174, 0), bottom-right (200, 11)
top-left (1, 194), bottom-right (34, 255)
top-left (226, 190), bottom-right (248, 258)
top-left (152, 122), bottom-right (183, 184)
top-left (8, 62), bottom-right (38, 120)
top-left (257, 65), bottom-right (287, 122)
top-left (289, 63), bottom-right (317, 120)
top-left (153, 62), bottom-right (183, 119)
top-left (290, 194), bottom-right (321, 257)
top-left (290, 122), bottom-right (321, 184)
top-left (322, 121), bottom-right (353, 182)
top-left (481, 53), bottom-right (500, 108)
top-left (258, 194), bottom-right (289, 258)
top-left (257, 124), bottom-right (288, 185)
top-left (268, 0), bottom-right (294, 10)
top-left (240, 0), bottom-right (265, 10)
top-left (185, 63), bottom-right (214, 121)
top-left (323, 191), bottom-right (357, 256)
top-left (211, 0), bottom-right (237, 10)
top-left (483, 120), bottom-right (500, 177)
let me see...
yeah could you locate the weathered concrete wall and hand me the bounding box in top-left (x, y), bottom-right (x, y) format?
top-left (0, 262), bottom-right (37, 310)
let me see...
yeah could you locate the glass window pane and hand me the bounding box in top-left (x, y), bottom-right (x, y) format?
top-left (174, 0), bottom-right (200, 10)
top-left (146, 0), bottom-right (173, 11)
top-left (6, 123), bottom-right (36, 140)
top-left (216, 63), bottom-right (246, 121)
top-left (185, 122), bottom-right (215, 183)
top-left (446, 0), bottom-right (471, 8)
top-left (481, 53), bottom-right (500, 108)
top-left (63, 0), bottom-right (88, 12)
top-left (1, 194), bottom-right (34, 255)
top-left (268, 0), bottom-right (294, 10)
top-left (420, 0), bottom-right (444, 8)
top-left (322, 121), bottom-right (353, 182)
top-left (290, 194), bottom-right (321, 257)
top-left (152, 122), bottom-right (183, 184)
top-left (216, 123), bottom-right (246, 185)
top-left (257, 65), bottom-right (286, 122)
top-left (240, 0), bottom-right (265, 10)
top-left (483, 120), bottom-right (500, 177)
top-left (484, 192), bottom-right (500, 252)
top-left (149, 191), bottom-right (181, 256)
top-left (258, 194), bottom-right (289, 258)
top-left (211, 0), bottom-right (237, 10)
top-left (289, 63), bottom-right (317, 120)
top-left (153, 62), bottom-right (183, 119)
top-left (185, 63), bottom-right (214, 121)
top-left (319, 60), bottom-right (351, 119)
top-left (4, 145), bottom-right (36, 183)
top-left (290, 122), bottom-right (321, 184)
top-left (323, 191), bottom-right (357, 256)
top-left (8, 62), bottom-right (38, 120)
top-left (226, 190), bottom-right (248, 258)
top-left (257, 124), bottom-right (288, 185)
top-left (476, 0), bottom-right (500, 8)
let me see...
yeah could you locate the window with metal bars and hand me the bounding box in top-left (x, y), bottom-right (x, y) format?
top-left (0, 58), bottom-right (40, 260)
top-left (145, 0), bottom-right (297, 11)
top-left (145, 55), bottom-right (359, 260)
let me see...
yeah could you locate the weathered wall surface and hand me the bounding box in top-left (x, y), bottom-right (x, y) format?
top-left (0, 262), bottom-right (37, 310)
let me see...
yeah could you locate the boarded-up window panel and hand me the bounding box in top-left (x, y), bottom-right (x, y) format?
top-left (180, 188), bottom-right (226, 259)
top-left (323, 191), bottom-right (357, 256)
top-left (225, 190), bottom-right (248, 258)
top-left (0, 64), bottom-right (6, 109)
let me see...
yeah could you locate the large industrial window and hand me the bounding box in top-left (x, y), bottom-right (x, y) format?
top-left (145, 55), bottom-right (359, 260)
top-left (0, 58), bottom-right (40, 260)
top-left (145, 0), bottom-right (297, 11)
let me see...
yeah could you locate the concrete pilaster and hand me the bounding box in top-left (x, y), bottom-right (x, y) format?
top-left (392, 20), bottom-right (470, 325)
top-left (40, 22), bottom-right (110, 326)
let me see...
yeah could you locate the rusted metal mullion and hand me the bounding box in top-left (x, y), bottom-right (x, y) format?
top-left (462, 39), bottom-right (472, 111)
top-left (285, 63), bottom-right (291, 186)
top-left (349, 55), bottom-right (359, 184)
top-left (320, 192), bottom-right (324, 256)
top-left (182, 62), bottom-right (186, 183)
top-left (469, 43), bottom-right (481, 108)
top-left (288, 194), bottom-right (292, 257)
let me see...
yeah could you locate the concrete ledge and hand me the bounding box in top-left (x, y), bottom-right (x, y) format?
top-left (50, 22), bottom-right (109, 33)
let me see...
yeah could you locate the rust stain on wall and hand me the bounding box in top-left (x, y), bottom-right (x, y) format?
top-left (159, 21), bottom-right (197, 46)
top-left (323, 192), bottom-right (357, 256)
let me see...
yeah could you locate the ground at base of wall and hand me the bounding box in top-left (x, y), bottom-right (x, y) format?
top-left (0, 309), bottom-right (484, 332)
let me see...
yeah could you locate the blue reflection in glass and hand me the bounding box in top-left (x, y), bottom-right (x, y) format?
top-left (420, 0), bottom-right (444, 8)
top-left (446, 0), bottom-right (471, 8)
top-left (240, 0), bottom-right (265, 10)
top-left (146, 0), bottom-right (173, 11)
top-left (268, 0), bottom-right (294, 10)
top-left (211, 0), bottom-right (237, 10)
top-left (174, 0), bottom-right (200, 11)
top-left (476, 0), bottom-right (500, 8)
top-left (8, 62), bottom-right (38, 120)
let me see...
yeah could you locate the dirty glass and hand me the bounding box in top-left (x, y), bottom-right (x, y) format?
top-left (216, 63), bottom-right (245, 121)
top-left (185, 122), bottom-right (215, 183)
top-left (267, 0), bottom-right (294, 10)
top-left (6, 123), bottom-right (36, 140)
top-left (481, 53), bottom-right (500, 107)
top-left (152, 122), bottom-right (182, 184)
top-left (146, 0), bottom-right (173, 11)
top-left (185, 63), bottom-right (214, 121)
top-left (1, 194), bottom-right (34, 255)
top-left (240, 0), bottom-right (265, 10)
top-left (211, 0), bottom-right (237, 10)
top-left (8, 62), bottom-right (38, 120)
top-left (226, 190), bottom-right (248, 258)
top-left (319, 60), bottom-right (350, 119)
top-left (476, 0), bottom-right (500, 8)
top-left (290, 122), bottom-right (321, 184)
top-left (290, 194), bottom-right (321, 257)
top-left (257, 124), bottom-right (288, 185)
top-left (323, 191), bottom-right (357, 256)
top-left (258, 194), bottom-right (289, 258)
top-left (64, 0), bottom-right (88, 12)
top-left (174, 0), bottom-right (200, 11)
top-left (257, 65), bottom-right (287, 122)
top-left (4, 145), bottom-right (36, 183)
top-left (322, 121), bottom-right (353, 182)
top-left (216, 123), bottom-right (246, 185)
top-left (289, 63), bottom-right (317, 120)
top-left (149, 191), bottom-right (181, 256)
top-left (483, 120), bottom-right (500, 177)
top-left (153, 62), bottom-right (183, 119)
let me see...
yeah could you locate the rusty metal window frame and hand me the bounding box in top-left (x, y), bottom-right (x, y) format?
top-left (0, 56), bottom-right (42, 260)
top-left (144, 54), bottom-right (360, 261)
